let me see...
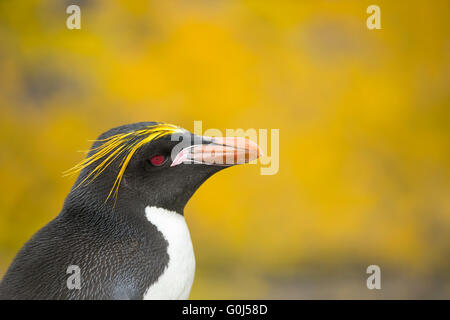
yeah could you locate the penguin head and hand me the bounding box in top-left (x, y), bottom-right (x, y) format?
top-left (64, 122), bottom-right (261, 214)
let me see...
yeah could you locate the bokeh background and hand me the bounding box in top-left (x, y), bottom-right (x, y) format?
top-left (1, 0), bottom-right (449, 299)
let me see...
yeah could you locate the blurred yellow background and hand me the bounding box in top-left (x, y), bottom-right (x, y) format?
top-left (0, 0), bottom-right (449, 298)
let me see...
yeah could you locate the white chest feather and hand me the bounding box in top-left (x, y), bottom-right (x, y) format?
top-left (143, 206), bottom-right (195, 300)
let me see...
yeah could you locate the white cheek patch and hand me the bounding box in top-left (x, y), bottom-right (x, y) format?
top-left (143, 206), bottom-right (195, 300)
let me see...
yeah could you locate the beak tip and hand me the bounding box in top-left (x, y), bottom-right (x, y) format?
top-left (257, 147), bottom-right (263, 158)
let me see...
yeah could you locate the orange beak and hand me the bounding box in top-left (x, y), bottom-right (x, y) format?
top-left (171, 136), bottom-right (262, 167)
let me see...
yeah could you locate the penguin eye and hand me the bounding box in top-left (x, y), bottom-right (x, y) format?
top-left (150, 155), bottom-right (166, 167)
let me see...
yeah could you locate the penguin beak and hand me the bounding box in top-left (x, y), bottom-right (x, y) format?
top-left (171, 136), bottom-right (262, 167)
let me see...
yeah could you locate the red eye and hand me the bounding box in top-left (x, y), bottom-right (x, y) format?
top-left (150, 155), bottom-right (166, 166)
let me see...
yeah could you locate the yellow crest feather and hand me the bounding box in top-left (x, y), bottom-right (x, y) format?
top-left (64, 123), bottom-right (183, 204)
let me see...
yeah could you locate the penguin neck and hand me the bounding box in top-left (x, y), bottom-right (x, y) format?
top-left (142, 205), bottom-right (195, 299)
top-left (61, 183), bottom-right (185, 224)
